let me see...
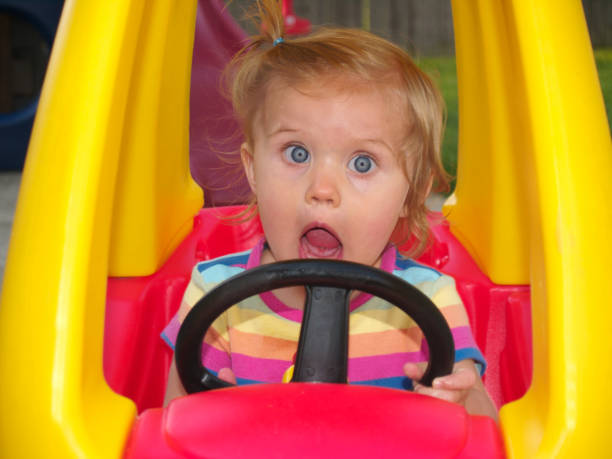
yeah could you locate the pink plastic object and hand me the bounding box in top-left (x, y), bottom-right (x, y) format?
top-left (189, 0), bottom-right (251, 206)
top-left (105, 207), bottom-right (532, 456)
top-left (104, 207), bottom-right (263, 411)
top-left (105, 208), bottom-right (532, 412)
top-left (407, 217), bottom-right (533, 408)
top-left (124, 384), bottom-right (504, 458)
top-left (282, 0), bottom-right (311, 36)
top-left (189, 0), bottom-right (311, 205)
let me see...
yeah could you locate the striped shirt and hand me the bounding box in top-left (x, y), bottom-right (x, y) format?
top-left (162, 239), bottom-right (485, 390)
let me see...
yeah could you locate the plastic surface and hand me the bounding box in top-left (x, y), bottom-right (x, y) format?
top-left (106, 0), bottom-right (203, 276)
top-left (449, 1), bottom-right (612, 456)
top-left (281, 0), bottom-right (311, 35)
top-left (105, 207), bottom-right (530, 410)
top-left (124, 384), bottom-right (504, 458)
top-left (189, 0), bottom-right (251, 206)
top-left (294, 286), bottom-right (350, 383)
top-left (422, 220), bottom-right (533, 409)
top-left (105, 207), bottom-right (263, 411)
top-left (0, 0), bottom-right (200, 456)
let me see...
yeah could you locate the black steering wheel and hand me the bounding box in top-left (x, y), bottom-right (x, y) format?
top-left (175, 260), bottom-right (454, 393)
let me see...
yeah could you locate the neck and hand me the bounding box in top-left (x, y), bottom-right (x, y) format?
top-left (259, 247), bottom-right (368, 310)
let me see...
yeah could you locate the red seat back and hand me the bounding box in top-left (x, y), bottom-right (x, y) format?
top-left (104, 207), bottom-right (531, 412)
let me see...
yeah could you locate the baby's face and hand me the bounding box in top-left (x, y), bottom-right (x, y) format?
top-left (241, 79), bottom-right (411, 268)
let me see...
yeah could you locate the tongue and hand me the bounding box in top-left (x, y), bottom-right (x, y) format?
top-left (304, 228), bottom-right (341, 249)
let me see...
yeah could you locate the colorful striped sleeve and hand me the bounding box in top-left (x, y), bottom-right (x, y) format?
top-left (392, 258), bottom-right (486, 373)
top-left (428, 274), bottom-right (486, 372)
top-left (161, 253), bottom-right (251, 374)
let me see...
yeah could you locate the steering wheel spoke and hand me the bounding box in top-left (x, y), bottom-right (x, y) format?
top-left (293, 286), bottom-right (350, 383)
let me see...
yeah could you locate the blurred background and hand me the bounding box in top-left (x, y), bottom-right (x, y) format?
top-left (0, 0), bottom-right (610, 281)
top-left (227, 0), bottom-right (612, 183)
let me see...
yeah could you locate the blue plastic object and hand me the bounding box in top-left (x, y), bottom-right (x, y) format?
top-left (0, 0), bottom-right (64, 170)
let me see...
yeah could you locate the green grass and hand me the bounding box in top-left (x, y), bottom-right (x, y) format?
top-left (417, 56), bottom-right (459, 189)
top-left (595, 48), bottom-right (612, 128)
top-left (418, 49), bottom-right (612, 191)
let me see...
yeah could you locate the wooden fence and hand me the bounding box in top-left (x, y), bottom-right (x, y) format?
top-left (228, 0), bottom-right (612, 56)
top-left (583, 0), bottom-right (612, 47)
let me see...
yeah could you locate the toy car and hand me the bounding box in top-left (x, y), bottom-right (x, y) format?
top-left (1, 0), bottom-right (610, 457)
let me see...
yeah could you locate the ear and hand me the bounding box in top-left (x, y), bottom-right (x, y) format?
top-left (240, 142), bottom-right (256, 193)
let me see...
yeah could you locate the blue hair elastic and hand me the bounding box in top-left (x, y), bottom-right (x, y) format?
top-left (273, 37), bottom-right (284, 46)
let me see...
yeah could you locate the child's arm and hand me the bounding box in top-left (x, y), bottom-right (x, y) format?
top-left (404, 359), bottom-right (498, 422)
top-left (163, 360), bottom-right (237, 407)
top-left (163, 360), bottom-right (186, 407)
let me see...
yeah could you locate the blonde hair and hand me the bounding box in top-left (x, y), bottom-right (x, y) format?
top-left (224, 0), bottom-right (449, 256)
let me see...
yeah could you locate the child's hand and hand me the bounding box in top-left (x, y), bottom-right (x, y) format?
top-left (164, 362), bottom-right (237, 406)
top-left (404, 360), bottom-right (476, 405)
top-left (218, 367), bottom-right (237, 384)
top-left (403, 360), bottom-right (498, 421)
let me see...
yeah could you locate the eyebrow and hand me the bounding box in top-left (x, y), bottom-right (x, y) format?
top-left (266, 127), bottom-right (396, 154)
top-left (267, 126), bottom-right (301, 137)
top-left (361, 137), bottom-right (395, 153)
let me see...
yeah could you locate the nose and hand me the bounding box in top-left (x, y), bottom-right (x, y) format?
top-left (305, 162), bottom-right (341, 207)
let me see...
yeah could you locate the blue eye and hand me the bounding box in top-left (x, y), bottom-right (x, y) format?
top-left (349, 155), bottom-right (374, 173)
top-left (284, 145), bottom-right (310, 164)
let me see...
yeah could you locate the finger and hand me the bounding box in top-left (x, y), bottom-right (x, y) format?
top-left (430, 388), bottom-right (462, 404)
top-left (413, 384), bottom-right (462, 404)
top-left (403, 362), bottom-right (424, 380)
top-left (412, 382), bottom-right (432, 395)
top-left (433, 367), bottom-right (476, 390)
top-left (218, 367), bottom-right (237, 384)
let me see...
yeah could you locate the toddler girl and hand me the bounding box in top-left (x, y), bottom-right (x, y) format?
top-left (163, 0), bottom-right (497, 420)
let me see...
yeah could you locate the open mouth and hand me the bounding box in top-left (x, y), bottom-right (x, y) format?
top-left (299, 226), bottom-right (343, 259)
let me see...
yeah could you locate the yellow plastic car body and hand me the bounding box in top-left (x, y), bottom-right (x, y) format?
top-left (0, 0), bottom-right (610, 457)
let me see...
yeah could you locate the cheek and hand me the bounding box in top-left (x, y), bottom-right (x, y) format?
top-left (356, 193), bottom-right (406, 238)
top-left (370, 205), bottom-right (404, 235)
top-left (361, 183), bottom-right (409, 229)
top-left (256, 184), bottom-right (298, 234)
top-left (254, 153), bottom-right (305, 185)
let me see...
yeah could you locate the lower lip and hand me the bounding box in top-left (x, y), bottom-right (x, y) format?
top-left (299, 236), bottom-right (343, 259)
